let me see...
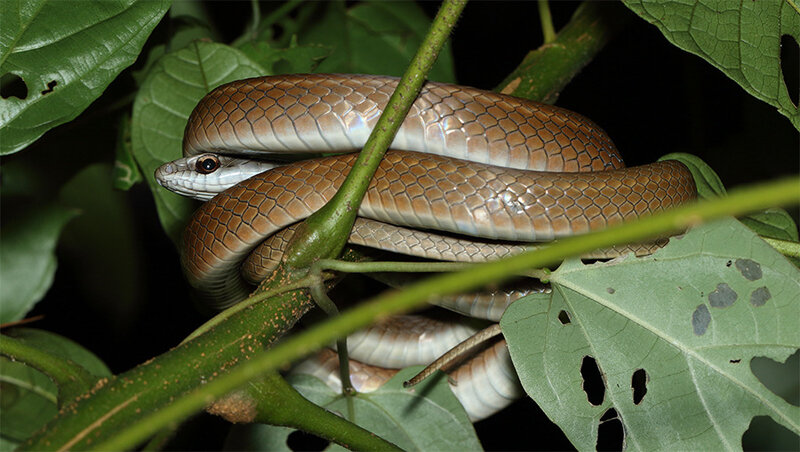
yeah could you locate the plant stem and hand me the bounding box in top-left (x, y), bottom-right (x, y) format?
top-left (0, 334), bottom-right (97, 406)
top-left (538, 0), bottom-right (556, 44)
top-left (89, 176), bottom-right (800, 452)
top-left (283, 0), bottom-right (468, 271)
top-left (497, 1), bottom-right (629, 104)
top-left (314, 259), bottom-right (476, 274)
top-left (248, 373), bottom-right (401, 450)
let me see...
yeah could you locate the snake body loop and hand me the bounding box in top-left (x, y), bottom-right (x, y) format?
top-left (183, 74), bottom-right (623, 172)
top-left (182, 151), bottom-right (694, 307)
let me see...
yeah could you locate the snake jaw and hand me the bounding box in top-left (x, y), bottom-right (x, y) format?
top-left (155, 154), bottom-right (279, 201)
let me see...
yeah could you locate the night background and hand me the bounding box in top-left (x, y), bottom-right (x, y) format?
top-left (3, 1), bottom-right (798, 450)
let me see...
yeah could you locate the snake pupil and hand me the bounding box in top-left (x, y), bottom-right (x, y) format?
top-left (196, 155), bottom-right (219, 174)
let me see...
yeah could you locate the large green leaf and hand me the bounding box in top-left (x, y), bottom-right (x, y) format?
top-left (502, 218), bottom-right (799, 450)
top-left (294, 0), bottom-right (455, 81)
top-left (0, 0), bottom-right (171, 154)
top-left (58, 163), bottom-right (143, 330)
top-left (0, 328), bottom-right (110, 450)
top-left (622, 0), bottom-right (800, 130)
top-left (130, 42), bottom-right (266, 242)
top-left (0, 203), bottom-right (77, 323)
top-left (226, 370), bottom-right (480, 452)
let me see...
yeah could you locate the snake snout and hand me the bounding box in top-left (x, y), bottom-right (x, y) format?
top-left (154, 161), bottom-right (180, 189)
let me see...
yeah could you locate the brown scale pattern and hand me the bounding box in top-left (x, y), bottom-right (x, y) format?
top-left (183, 150), bottom-right (695, 306)
top-left (183, 74), bottom-right (623, 172)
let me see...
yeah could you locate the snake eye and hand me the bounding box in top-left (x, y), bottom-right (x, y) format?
top-left (195, 155), bottom-right (220, 174)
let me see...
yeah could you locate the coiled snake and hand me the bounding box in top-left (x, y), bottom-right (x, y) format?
top-left (156, 74), bottom-right (697, 421)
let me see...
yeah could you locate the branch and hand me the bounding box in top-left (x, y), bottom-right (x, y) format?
top-left (211, 373), bottom-right (401, 451)
top-left (0, 333), bottom-right (98, 406)
top-left (283, 0), bottom-right (468, 270)
top-left (88, 176), bottom-right (800, 452)
top-left (497, 1), bottom-right (630, 104)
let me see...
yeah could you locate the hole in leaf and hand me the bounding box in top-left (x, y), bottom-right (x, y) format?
top-left (41, 79), bottom-right (57, 95)
top-left (287, 430), bottom-right (329, 451)
top-left (751, 349), bottom-right (799, 407)
top-left (557, 310), bottom-right (571, 324)
top-left (730, 359), bottom-right (741, 364)
top-left (743, 415), bottom-right (799, 451)
top-left (580, 356), bottom-right (605, 406)
top-left (780, 34), bottom-right (799, 108)
top-left (631, 368), bottom-right (647, 405)
top-left (1, 73), bottom-right (28, 99)
top-left (597, 408), bottom-right (624, 451)
top-left (599, 407), bottom-right (617, 422)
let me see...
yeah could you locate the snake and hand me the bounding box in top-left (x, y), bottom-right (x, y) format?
top-left (155, 73), bottom-right (697, 421)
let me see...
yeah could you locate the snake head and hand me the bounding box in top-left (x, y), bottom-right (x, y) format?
top-left (155, 153), bottom-right (278, 201)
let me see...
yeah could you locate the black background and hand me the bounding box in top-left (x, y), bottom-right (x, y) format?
top-left (12, 1), bottom-right (798, 450)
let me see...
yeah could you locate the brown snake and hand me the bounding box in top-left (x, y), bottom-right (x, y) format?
top-left (159, 74), bottom-right (697, 420)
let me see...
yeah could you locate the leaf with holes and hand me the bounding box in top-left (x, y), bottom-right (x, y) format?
top-left (0, 0), bottom-right (170, 154)
top-left (622, 0), bottom-right (800, 130)
top-left (501, 218), bottom-right (800, 450)
top-left (231, 370), bottom-right (480, 451)
top-left (130, 42), bottom-right (266, 243)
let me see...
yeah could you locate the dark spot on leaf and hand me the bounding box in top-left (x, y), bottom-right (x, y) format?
top-left (730, 359), bottom-right (741, 364)
top-left (40, 80), bottom-right (57, 95)
top-left (735, 259), bottom-right (762, 281)
top-left (580, 356), bottom-right (605, 406)
top-left (708, 283), bottom-right (737, 308)
top-left (726, 260), bottom-right (732, 267)
top-left (287, 430), bottom-right (329, 451)
top-left (1, 73), bottom-right (28, 99)
top-left (631, 369), bottom-right (648, 404)
top-left (780, 35), bottom-right (799, 107)
top-left (692, 304), bottom-right (710, 336)
top-left (557, 310), bottom-right (571, 325)
top-left (750, 286), bottom-right (771, 307)
top-left (751, 349), bottom-right (799, 407)
top-left (606, 287), bottom-right (615, 294)
top-left (597, 408), bottom-right (624, 451)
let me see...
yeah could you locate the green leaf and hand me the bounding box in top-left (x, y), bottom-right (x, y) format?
top-left (236, 40), bottom-right (331, 75)
top-left (0, 0), bottom-right (171, 154)
top-left (659, 152), bottom-right (726, 199)
top-left (130, 41), bottom-right (266, 242)
top-left (59, 163), bottom-right (144, 329)
top-left (112, 113), bottom-right (141, 190)
top-left (233, 370), bottom-right (480, 451)
top-left (295, 0), bottom-right (455, 81)
top-left (0, 204), bottom-right (77, 323)
top-left (502, 218), bottom-right (799, 450)
top-left (741, 208), bottom-right (800, 242)
top-left (622, 0), bottom-right (800, 130)
top-left (0, 328), bottom-right (110, 447)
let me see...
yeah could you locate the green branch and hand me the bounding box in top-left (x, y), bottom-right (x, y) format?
top-left (538, 0), bottom-right (556, 44)
top-left (89, 176), bottom-right (800, 451)
top-left (497, 1), bottom-right (629, 103)
top-left (284, 0), bottom-right (468, 270)
top-left (225, 373), bottom-right (401, 450)
top-left (0, 334), bottom-right (97, 406)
